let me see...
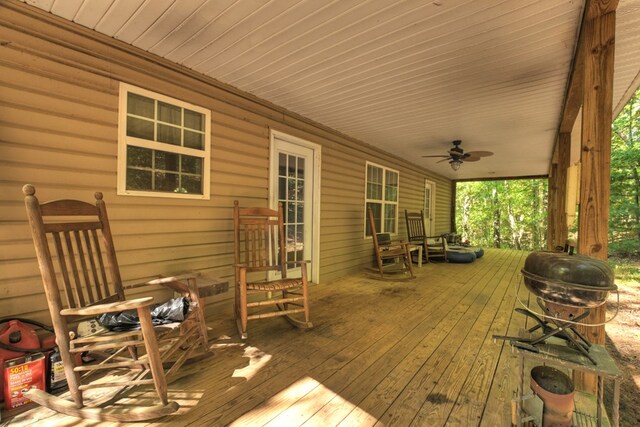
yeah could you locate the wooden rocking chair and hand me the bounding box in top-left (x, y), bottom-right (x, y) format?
top-left (404, 210), bottom-right (447, 263)
top-left (233, 201), bottom-right (312, 339)
top-left (21, 184), bottom-right (209, 422)
top-left (368, 207), bottom-right (415, 279)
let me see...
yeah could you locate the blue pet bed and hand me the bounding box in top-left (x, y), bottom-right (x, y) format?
top-left (447, 246), bottom-right (484, 263)
top-left (447, 249), bottom-right (477, 263)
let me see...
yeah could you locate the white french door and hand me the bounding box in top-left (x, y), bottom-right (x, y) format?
top-left (424, 180), bottom-right (435, 236)
top-left (269, 131), bottom-right (320, 283)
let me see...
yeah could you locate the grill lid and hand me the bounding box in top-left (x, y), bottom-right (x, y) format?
top-left (522, 251), bottom-right (616, 307)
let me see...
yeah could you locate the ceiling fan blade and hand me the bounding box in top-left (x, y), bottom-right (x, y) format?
top-left (437, 158), bottom-right (451, 163)
top-left (464, 156), bottom-right (481, 162)
top-left (422, 155), bottom-right (450, 158)
top-left (465, 150), bottom-right (494, 158)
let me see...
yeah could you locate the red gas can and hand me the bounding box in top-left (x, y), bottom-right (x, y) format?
top-left (0, 320), bottom-right (41, 402)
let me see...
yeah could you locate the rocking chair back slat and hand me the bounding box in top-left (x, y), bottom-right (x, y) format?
top-left (27, 192), bottom-right (124, 310)
top-left (235, 208), bottom-right (285, 274)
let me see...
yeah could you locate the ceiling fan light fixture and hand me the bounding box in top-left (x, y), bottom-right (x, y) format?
top-left (450, 160), bottom-right (462, 171)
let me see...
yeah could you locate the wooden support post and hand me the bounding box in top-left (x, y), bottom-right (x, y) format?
top-left (451, 181), bottom-right (457, 232)
top-left (547, 133), bottom-right (570, 250)
top-left (547, 141), bottom-right (559, 250)
top-left (555, 133), bottom-right (571, 247)
top-left (576, 7), bottom-right (616, 392)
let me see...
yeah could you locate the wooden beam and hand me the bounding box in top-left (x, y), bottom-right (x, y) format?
top-left (547, 133), bottom-right (570, 250)
top-left (555, 133), bottom-right (570, 247)
top-left (558, 0), bottom-right (619, 134)
top-left (576, 8), bottom-right (616, 392)
top-left (587, 0), bottom-right (619, 19)
top-left (546, 142), bottom-right (559, 249)
top-left (578, 11), bottom-right (615, 261)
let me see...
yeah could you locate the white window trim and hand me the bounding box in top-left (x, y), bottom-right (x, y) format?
top-left (117, 82), bottom-right (211, 199)
top-left (364, 161), bottom-right (399, 238)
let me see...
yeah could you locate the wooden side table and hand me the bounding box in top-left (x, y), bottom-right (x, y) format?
top-left (513, 341), bottom-right (622, 427)
top-left (408, 244), bottom-right (423, 268)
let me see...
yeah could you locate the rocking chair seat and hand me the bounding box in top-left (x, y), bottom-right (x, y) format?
top-left (246, 277), bottom-right (304, 291)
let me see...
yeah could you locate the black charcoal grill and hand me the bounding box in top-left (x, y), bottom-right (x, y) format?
top-left (494, 249), bottom-right (617, 364)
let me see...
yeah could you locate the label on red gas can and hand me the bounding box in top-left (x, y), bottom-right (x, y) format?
top-left (3, 353), bottom-right (45, 410)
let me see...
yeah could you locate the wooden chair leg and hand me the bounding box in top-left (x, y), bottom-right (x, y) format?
top-left (404, 245), bottom-right (415, 277)
top-left (54, 321), bottom-right (84, 408)
top-left (237, 270), bottom-right (248, 339)
top-left (300, 265), bottom-right (310, 324)
top-left (137, 307), bottom-right (168, 405)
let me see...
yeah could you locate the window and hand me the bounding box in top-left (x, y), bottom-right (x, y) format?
top-left (365, 162), bottom-right (399, 237)
top-left (117, 83), bottom-right (211, 199)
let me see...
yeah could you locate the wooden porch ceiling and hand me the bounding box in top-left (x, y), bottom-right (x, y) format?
top-left (14, 0), bottom-right (640, 180)
top-left (8, 248), bottom-right (592, 426)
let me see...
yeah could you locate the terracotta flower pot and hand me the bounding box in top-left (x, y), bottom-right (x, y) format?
top-left (530, 366), bottom-right (575, 427)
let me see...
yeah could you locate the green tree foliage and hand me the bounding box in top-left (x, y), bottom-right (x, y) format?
top-left (610, 87), bottom-right (640, 257)
top-left (456, 179), bottom-right (548, 250)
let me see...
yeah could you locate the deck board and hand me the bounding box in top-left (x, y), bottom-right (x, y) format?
top-left (6, 249), bottom-right (545, 427)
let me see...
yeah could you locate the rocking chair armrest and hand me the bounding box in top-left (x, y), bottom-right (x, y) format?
top-left (60, 297), bottom-right (155, 316)
top-left (145, 272), bottom-right (199, 286)
top-left (124, 272), bottom-right (200, 291)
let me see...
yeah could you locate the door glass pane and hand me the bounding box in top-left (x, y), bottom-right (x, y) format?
top-left (279, 152), bottom-right (305, 268)
top-left (425, 187), bottom-right (431, 219)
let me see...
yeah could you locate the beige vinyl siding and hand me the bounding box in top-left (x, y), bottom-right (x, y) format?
top-left (0, 2), bottom-right (451, 323)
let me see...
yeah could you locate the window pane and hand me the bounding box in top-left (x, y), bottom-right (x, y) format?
top-left (296, 202), bottom-right (304, 224)
top-left (385, 171), bottom-right (398, 201)
top-left (385, 204), bottom-right (396, 233)
top-left (127, 117), bottom-right (154, 140)
top-left (288, 178), bottom-right (297, 201)
top-left (288, 155), bottom-right (296, 177)
top-left (184, 130), bottom-right (204, 150)
top-left (154, 151), bottom-right (179, 172)
top-left (297, 157), bottom-right (305, 179)
top-left (181, 155), bottom-right (202, 174)
top-left (158, 101), bottom-right (181, 125)
top-left (296, 179), bottom-right (304, 201)
top-left (278, 177), bottom-right (286, 200)
top-left (366, 202), bottom-right (382, 236)
top-left (184, 109), bottom-right (204, 131)
top-left (128, 93), bottom-right (154, 118)
top-left (157, 123), bottom-right (181, 146)
top-left (182, 175), bottom-right (202, 194)
top-left (287, 202), bottom-right (295, 224)
top-left (126, 168), bottom-right (152, 190)
top-left (367, 165), bottom-right (383, 200)
top-left (279, 153), bottom-right (287, 176)
top-left (127, 146), bottom-right (152, 168)
top-left (155, 171), bottom-right (179, 192)
top-left (367, 182), bottom-right (383, 200)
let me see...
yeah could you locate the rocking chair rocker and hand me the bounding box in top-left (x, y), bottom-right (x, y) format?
top-left (21, 185), bottom-right (209, 422)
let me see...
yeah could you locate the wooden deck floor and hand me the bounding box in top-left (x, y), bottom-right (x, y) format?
top-left (9, 248), bottom-right (537, 426)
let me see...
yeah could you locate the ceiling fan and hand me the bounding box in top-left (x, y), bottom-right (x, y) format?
top-left (422, 140), bottom-right (494, 171)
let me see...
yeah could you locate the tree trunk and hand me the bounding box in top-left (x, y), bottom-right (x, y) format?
top-left (492, 187), bottom-right (501, 248)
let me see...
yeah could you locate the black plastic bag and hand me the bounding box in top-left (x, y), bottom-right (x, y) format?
top-left (97, 297), bottom-right (190, 332)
